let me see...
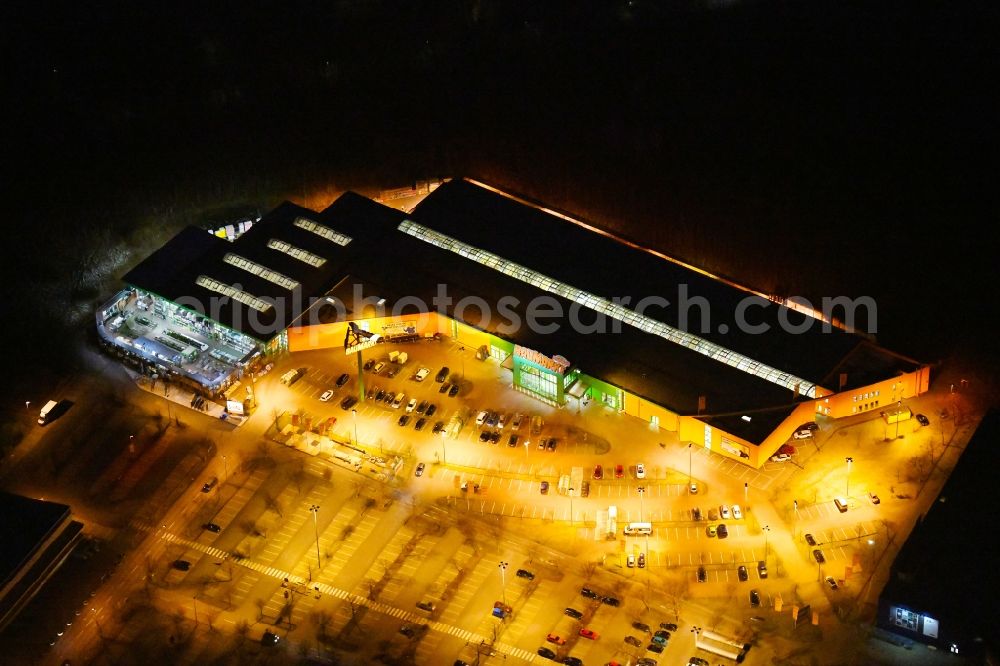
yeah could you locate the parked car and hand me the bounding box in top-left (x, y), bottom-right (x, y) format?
top-left (475, 410), bottom-right (488, 426)
top-left (652, 629), bottom-right (670, 645)
top-left (439, 382), bottom-right (450, 394)
top-left (615, 464), bottom-right (624, 478)
top-left (375, 388), bottom-right (386, 401)
top-left (489, 430), bottom-right (501, 443)
top-left (540, 481), bottom-right (549, 494)
top-left (732, 504), bottom-right (743, 520)
top-left (805, 533), bottom-right (817, 546)
top-left (340, 396), bottom-right (357, 410)
top-left (632, 621), bottom-right (651, 633)
top-left (697, 566), bottom-right (707, 582)
top-left (737, 565), bottom-right (748, 582)
top-left (414, 417), bottom-right (426, 431)
top-left (813, 549), bottom-right (826, 563)
top-left (750, 589), bottom-right (761, 606)
top-left (425, 403), bottom-right (437, 416)
top-left (659, 622), bottom-right (678, 632)
top-left (563, 658), bottom-right (583, 666)
top-left (545, 633), bottom-right (566, 646)
top-left (435, 367), bottom-right (450, 382)
top-left (363, 359), bottom-right (375, 371)
top-left (706, 524), bottom-right (717, 537)
top-left (507, 434), bottom-right (519, 447)
top-left (770, 452), bottom-right (791, 462)
top-left (688, 657), bottom-right (710, 666)
top-left (565, 607), bottom-right (583, 619)
top-left (372, 361), bottom-right (386, 374)
top-left (825, 576), bottom-right (839, 590)
top-left (336, 373), bottom-right (350, 387)
top-left (602, 596), bottom-right (620, 606)
top-left (625, 635), bottom-right (643, 647)
top-left (717, 524), bottom-right (728, 538)
top-left (692, 507), bottom-right (702, 521)
top-left (916, 413), bottom-right (930, 426)
top-left (392, 393), bottom-right (405, 409)
top-left (415, 600), bottom-right (434, 611)
top-left (793, 428), bottom-right (813, 439)
top-left (319, 389), bottom-right (334, 402)
top-left (581, 587), bottom-right (599, 599)
top-left (203, 523), bottom-right (221, 533)
top-left (416, 400), bottom-right (428, 413)
top-left (627, 553), bottom-right (636, 568)
top-left (635, 462), bottom-right (646, 479)
top-left (413, 367), bottom-right (430, 382)
top-left (172, 560), bottom-right (191, 571)
top-left (579, 628), bottom-right (599, 640)
top-left (758, 560), bottom-right (768, 578)
top-left (638, 552), bottom-right (646, 568)
top-left (201, 476), bottom-right (218, 493)
top-left (593, 464), bottom-right (603, 480)
top-left (432, 421), bottom-right (445, 433)
top-left (647, 642), bottom-right (664, 653)
top-left (708, 508), bottom-right (718, 521)
top-left (689, 481), bottom-right (698, 494)
top-left (415, 463), bottom-right (425, 476)
top-left (386, 366), bottom-right (400, 378)
top-left (546, 438), bottom-right (557, 451)
top-left (719, 505), bottom-right (731, 519)
top-left (397, 415), bottom-right (410, 427)
top-left (479, 431), bottom-right (491, 442)
top-left (406, 398), bottom-right (417, 413)
top-left (537, 647), bottom-right (557, 660)
top-left (516, 569), bottom-right (535, 580)
top-left (869, 491), bottom-right (881, 505)
top-left (497, 413), bottom-right (507, 428)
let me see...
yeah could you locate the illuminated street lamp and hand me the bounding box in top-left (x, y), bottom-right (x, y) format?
top-left (687, 443), bottom-right (693, 487)
top-left (25, 401), bottom-right (30, 411)
top-left (309, 505), bottom-right (321, 579)
top-left (568, 487), bottom-right (575, 525)
top-left (222, 455), bottom-right (228, 483)
top-left (763, 525), bottom-right (770, 563)
top-left (845, 457), bottom-right (854, 497)
top-left (352, 408), bottom-right (359, 447)
top-left (498, 561), bottom-right (509, 606)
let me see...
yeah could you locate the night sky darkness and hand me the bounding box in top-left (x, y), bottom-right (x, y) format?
top-left (5, 0), bottom-right (998, 387)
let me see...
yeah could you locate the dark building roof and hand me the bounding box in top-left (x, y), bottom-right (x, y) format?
top-left (123, 200), bottom-right (385, 342)
top-left (880, 409), bottom-right (1000, 651)
top-left (411, 179), bottom-right (870, 387)
top-left (0, 492), bottom-right (71, 589)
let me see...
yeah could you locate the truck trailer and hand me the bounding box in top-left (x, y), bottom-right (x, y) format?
top-left (38, 400), bottom-right (58, 425)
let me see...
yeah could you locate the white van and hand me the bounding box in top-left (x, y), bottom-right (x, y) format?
top-left (623, 522), bottom-right (653, 536)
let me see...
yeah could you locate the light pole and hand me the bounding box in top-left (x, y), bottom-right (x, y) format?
top-left (568, 488), bottom-right (575, 525)
top-left (687, 443), bottom-right (692, 488)
top-left (309, 505), bottom-right (321, 579)
top-left (352, 408), bottom-right (358, 447)
top-left (25, 400), bottom-right (30, 412)
top-left (763, 525), bottom-right (770, 563)
top-left (691, 625), bottom-right (702, 647)
top-left (637, 486), bottom-right (645, 522)
top-left (744, 481), bottom-right (748, 503)
top-left (498, 561), bottom-right (508, 607)
top-left (845, 457), bottom-right (853, 497)
top-left (222, 455), bottom-right (228, 483)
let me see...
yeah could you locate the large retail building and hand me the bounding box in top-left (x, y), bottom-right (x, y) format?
top-left (99, 178), bottom-right (929, 466)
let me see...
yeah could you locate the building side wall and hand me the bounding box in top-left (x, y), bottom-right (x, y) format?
top-left (679, 417), bottom-right (763, 467)
top-left (815, 367), bottom-right (930, 419)
top-left (288, 312), bottom-right (450, 352)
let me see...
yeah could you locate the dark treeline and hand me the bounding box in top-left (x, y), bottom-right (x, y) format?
top-left (4, 0), bottom-right (998, 388)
